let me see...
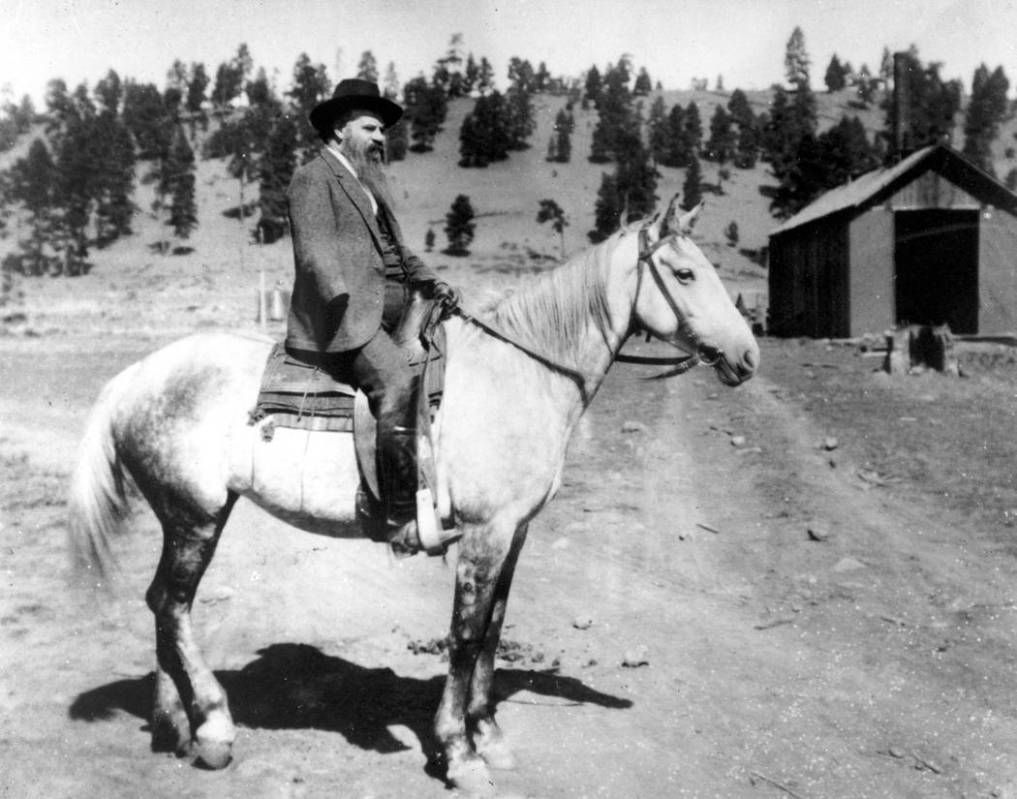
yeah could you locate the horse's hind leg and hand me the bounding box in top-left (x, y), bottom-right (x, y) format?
top-left (146, 492), bottom-right (237, 768)
top-left (468, 524), bottom-right (528, 770)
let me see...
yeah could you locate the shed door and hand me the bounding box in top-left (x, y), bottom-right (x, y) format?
top-left (894, 209), bottom-right (979, 333)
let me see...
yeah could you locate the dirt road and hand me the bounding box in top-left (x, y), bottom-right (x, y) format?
top-left (3, 331), bottom-right (1017, 799)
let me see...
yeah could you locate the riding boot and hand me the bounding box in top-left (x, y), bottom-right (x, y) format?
top-left (380, 426), bottom-right (418, 523)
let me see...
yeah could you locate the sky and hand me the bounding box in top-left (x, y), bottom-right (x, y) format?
top-left (2, 0), bottom-right (1017, 107)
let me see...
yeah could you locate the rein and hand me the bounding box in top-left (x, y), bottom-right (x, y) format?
top-left (451, 223), bottom-right (705, 393)
top-left (451, 305), bottom-right (594, 402)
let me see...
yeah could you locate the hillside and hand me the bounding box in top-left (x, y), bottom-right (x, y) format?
top-left (3, 84), bottom-right (1016, 334)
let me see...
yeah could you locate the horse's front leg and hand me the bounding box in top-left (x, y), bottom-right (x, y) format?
top-left (435, 521), bottom-right (516, 797)
top-left (468, 523), bottom-right (528, 771)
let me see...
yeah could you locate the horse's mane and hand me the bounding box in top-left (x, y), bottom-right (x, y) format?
top-left (480, 226), bottom-right (635, 367)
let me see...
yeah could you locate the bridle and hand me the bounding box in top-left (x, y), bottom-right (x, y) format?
top-left (613, 224), bottom-right (713, 378)
top-left (449, 221), bottom-right (713, 396)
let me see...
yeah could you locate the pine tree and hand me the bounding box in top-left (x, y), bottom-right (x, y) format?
top-left (552, 108), bottom-right (573, 163)
top-left (962, 64), bottom-right (1010, 175)
top-left (587, 59), bottom-right (636, 164)
top-left (725, 221), bottom-right (739, 247)
top-left (880, 48), bottom-right (961, 159)
top-left (734, 121), bottom-right (759, 169)
top-left (244, 68), bottom-right (272, 107)
top-left (590, 172), bottom-right (621, 242)
top-left (589, 119), bottom-right (612, 163)
top-left (186, 62), bottom-right (210, 133)
top-left (705, 105), bottom-right (735, 163)
top-left (784, 26), bottom-right (810, 88)
top-left (208, 43), bottom-right (254, 115)
top-left (44, 78), bottom-right (73, 136)
top-left (534, 62), bottom-right (551, 94)
top-left (477, 57), bottom-right (496, 95)
top-left (633, 67), bottom-right (653, 96)
top-left (682, 156), bottom-right (703, 210)
top-left (647, 96), bottom-right (670, 164)
top-left (287, 53), bottom-right (331, 160)
top-left (444, 194), bottom-right (475, 255)
top-left (507, 57), bottom-right (535, 94)
top-left (463, 54), bottom-right (479, 95)
top-left (53, 86), bottom-right (101, 272)
top-left (657, 104), bottom-right (687, 167)
top-left (164, 125), bottom-right (197, 242)
top-left (584, 65), bottom-right (603, 108)
top-left (614, 130), bottom-right (658, 222)
top-left (683, 101), bottom-right (703, 159)
top-left (122, 81), bottom-right (172, 160)
top-left (854, 64), bottom-right (875, 106)
top-left (357, 50), bottom-right (379, 83)
top-left (818, 115), bottom-right (877, 186)
top-left (824, 55), bottom-right (847, 92)
top-left (458, 91), bottom-right (509, 167)
top-left (257, 113), bottom-right (297, 242)
top-left (92, 110), bottom-right (135, 246)
top-left (436, 34), bottom-right (466, 97)
top-left (5, 138), bottom-right (65, 275)
top-left (386, 116), bottom-right (409, 162)
top-left (537, 199), bottom-right (569, 259)
top-left (727, 89), bottom-right (754, 129)
top-left (186, 63), bottom-right (209, 114)
top-left (94, 69), bottom-right (123, 115)
top-left (504, 86), bottom-right (535, 150)
top-left (879, 47), bottom-right (894, 87)
top-left (403, 76), bottom-right (447, 153)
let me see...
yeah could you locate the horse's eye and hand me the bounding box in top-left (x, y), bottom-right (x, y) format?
top-left (673, 268), bottom-right (695, 284)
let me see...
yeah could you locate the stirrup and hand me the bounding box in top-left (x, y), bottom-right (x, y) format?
top-left (384, 489), bottom-right (459, 558)
top-left (415, 487), bottom-right (447, 555)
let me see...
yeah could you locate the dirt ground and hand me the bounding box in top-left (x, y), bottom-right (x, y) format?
top-left (4, 260), bottom-right (1017, 799)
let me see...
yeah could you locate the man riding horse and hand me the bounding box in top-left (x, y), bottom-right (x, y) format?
top-left (284, 78), bottom-right (460, 551)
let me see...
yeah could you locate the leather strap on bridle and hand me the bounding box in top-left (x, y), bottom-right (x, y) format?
top-left (614, 226), bottom-right (701, 378)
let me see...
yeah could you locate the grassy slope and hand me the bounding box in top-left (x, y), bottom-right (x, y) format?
top-left (3, 84), bottom-right (1016, 329)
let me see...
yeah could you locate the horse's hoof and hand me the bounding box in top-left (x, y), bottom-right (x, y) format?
top-left (447, 756), bottom-right (496, 797)
top-left (150, 710), bottom-right (191, 757)
top-left (193, 717), bottom-right (235, 770)
top-left (475, 734), bottom-right (517, 771)
top-left (477, 741), bottom-right (517, 771)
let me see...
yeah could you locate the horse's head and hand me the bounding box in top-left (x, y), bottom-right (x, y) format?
top-left (631, 195), bottom-right (759, 386)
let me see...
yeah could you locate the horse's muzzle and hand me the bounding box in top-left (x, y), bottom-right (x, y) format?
top-left (700, 343), bottom-right (758, 386)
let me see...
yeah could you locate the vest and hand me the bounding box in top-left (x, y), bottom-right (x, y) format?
top-left (377, 205), bottom-right (406, 281)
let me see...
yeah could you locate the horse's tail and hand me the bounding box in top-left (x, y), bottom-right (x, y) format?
top-left (67, 365), bottom-right (138, 586)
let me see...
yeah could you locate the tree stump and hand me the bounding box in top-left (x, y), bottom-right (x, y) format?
top-left (883, 325), bottom-right (959, 375)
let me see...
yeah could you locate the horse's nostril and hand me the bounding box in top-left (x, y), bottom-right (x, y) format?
top-left (743, 348), bottom-right (758, 372)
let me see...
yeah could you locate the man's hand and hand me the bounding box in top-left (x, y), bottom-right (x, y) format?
top-left (431, 280), bottom-right (461, 308)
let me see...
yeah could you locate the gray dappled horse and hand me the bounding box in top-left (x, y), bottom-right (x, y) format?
top-left (68, 196), bottom-right (758, 796)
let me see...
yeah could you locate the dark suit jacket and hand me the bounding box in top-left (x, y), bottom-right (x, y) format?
top-left (284, 147), bottom-right (437, 353)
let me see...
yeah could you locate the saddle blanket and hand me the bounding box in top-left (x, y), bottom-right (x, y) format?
top-left (249, 336), bottom-right (445, 436)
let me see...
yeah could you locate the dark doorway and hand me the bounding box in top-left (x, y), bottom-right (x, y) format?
top-left (894, 209), bottom-right (979, 333)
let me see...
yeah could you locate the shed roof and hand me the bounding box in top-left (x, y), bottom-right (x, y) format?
top-left (770, 145), bottom-right (1017, 236)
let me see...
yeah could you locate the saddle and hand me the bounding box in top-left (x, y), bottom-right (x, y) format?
top-left (248, 296), bottom-right (450, 554)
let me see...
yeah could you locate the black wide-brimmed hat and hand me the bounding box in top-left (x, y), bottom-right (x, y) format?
top-left (309, 78), bottom-right (403, 133)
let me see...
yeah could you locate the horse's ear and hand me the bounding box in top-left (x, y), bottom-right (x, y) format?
top-left (662, 195), bottom-right (704, 236)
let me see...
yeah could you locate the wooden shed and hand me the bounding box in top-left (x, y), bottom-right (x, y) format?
top-left (767, 145), bottom-right (1017, 338)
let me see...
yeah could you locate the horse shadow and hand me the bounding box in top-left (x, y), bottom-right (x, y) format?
top-left (69, 642), bottom-right (632, 766)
